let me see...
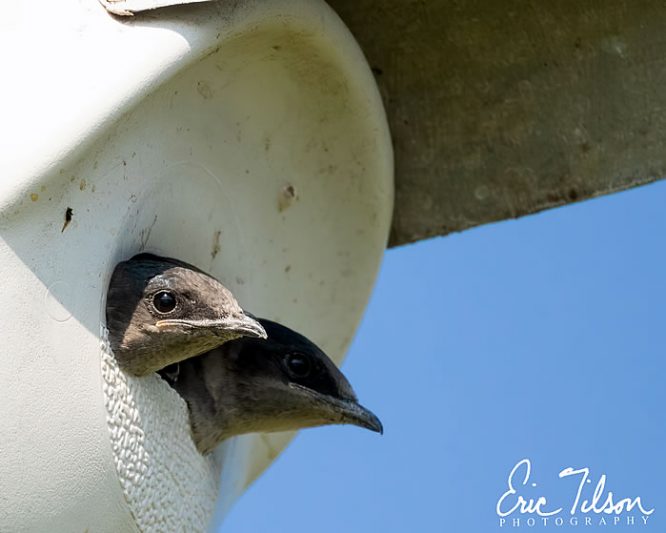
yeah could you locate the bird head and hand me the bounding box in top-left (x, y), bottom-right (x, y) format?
top-left (106, 253), bottom-right (266, 376)
top-left (161, 319), bottom-right (382, 454)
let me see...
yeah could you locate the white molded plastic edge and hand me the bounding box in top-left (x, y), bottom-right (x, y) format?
top-left (98, 0), bottom-right (211, 16)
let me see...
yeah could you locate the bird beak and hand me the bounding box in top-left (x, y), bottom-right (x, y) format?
top-left (291, 384), bottom-right (383, 434)
top-left (337, 400), bottom-right (384, 434)
top-left (156, 314), bottom-right (267, 339)
top-left (221, 314), bottom-right (268, 339)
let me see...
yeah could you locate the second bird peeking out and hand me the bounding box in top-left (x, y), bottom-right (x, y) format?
top-left (160, 318), bottom-right (382, 454)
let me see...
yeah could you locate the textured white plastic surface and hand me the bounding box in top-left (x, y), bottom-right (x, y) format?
top-left (0, 1), bottom-right (392, 531)
top-left (101, 329), bottom-right (222, 532)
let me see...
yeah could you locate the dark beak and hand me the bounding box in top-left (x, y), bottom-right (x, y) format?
top-left (338, 400), bottom-right (384, 434)
top-left (290, 383), bottom-right (384, 435)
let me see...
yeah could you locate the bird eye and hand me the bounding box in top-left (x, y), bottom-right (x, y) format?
top-left (153, 291), bottom-right (177, 313)
top-left (285, 353), bottom-right (312, 378)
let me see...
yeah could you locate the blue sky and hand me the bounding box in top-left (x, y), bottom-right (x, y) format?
top-left (222, 181), bottom-right (665, 533)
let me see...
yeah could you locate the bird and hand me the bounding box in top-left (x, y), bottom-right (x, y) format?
top-left (159, 318), bottom-right (383, 454)
top-left (106, 253), bottom-right (267, 376)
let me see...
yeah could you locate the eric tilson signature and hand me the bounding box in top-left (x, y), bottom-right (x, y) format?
top-left (496, 459), bottom-right (654, 527)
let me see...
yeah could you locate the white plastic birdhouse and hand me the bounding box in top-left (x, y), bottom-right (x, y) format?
top-left (0, 0), bottom-right (392, 531)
